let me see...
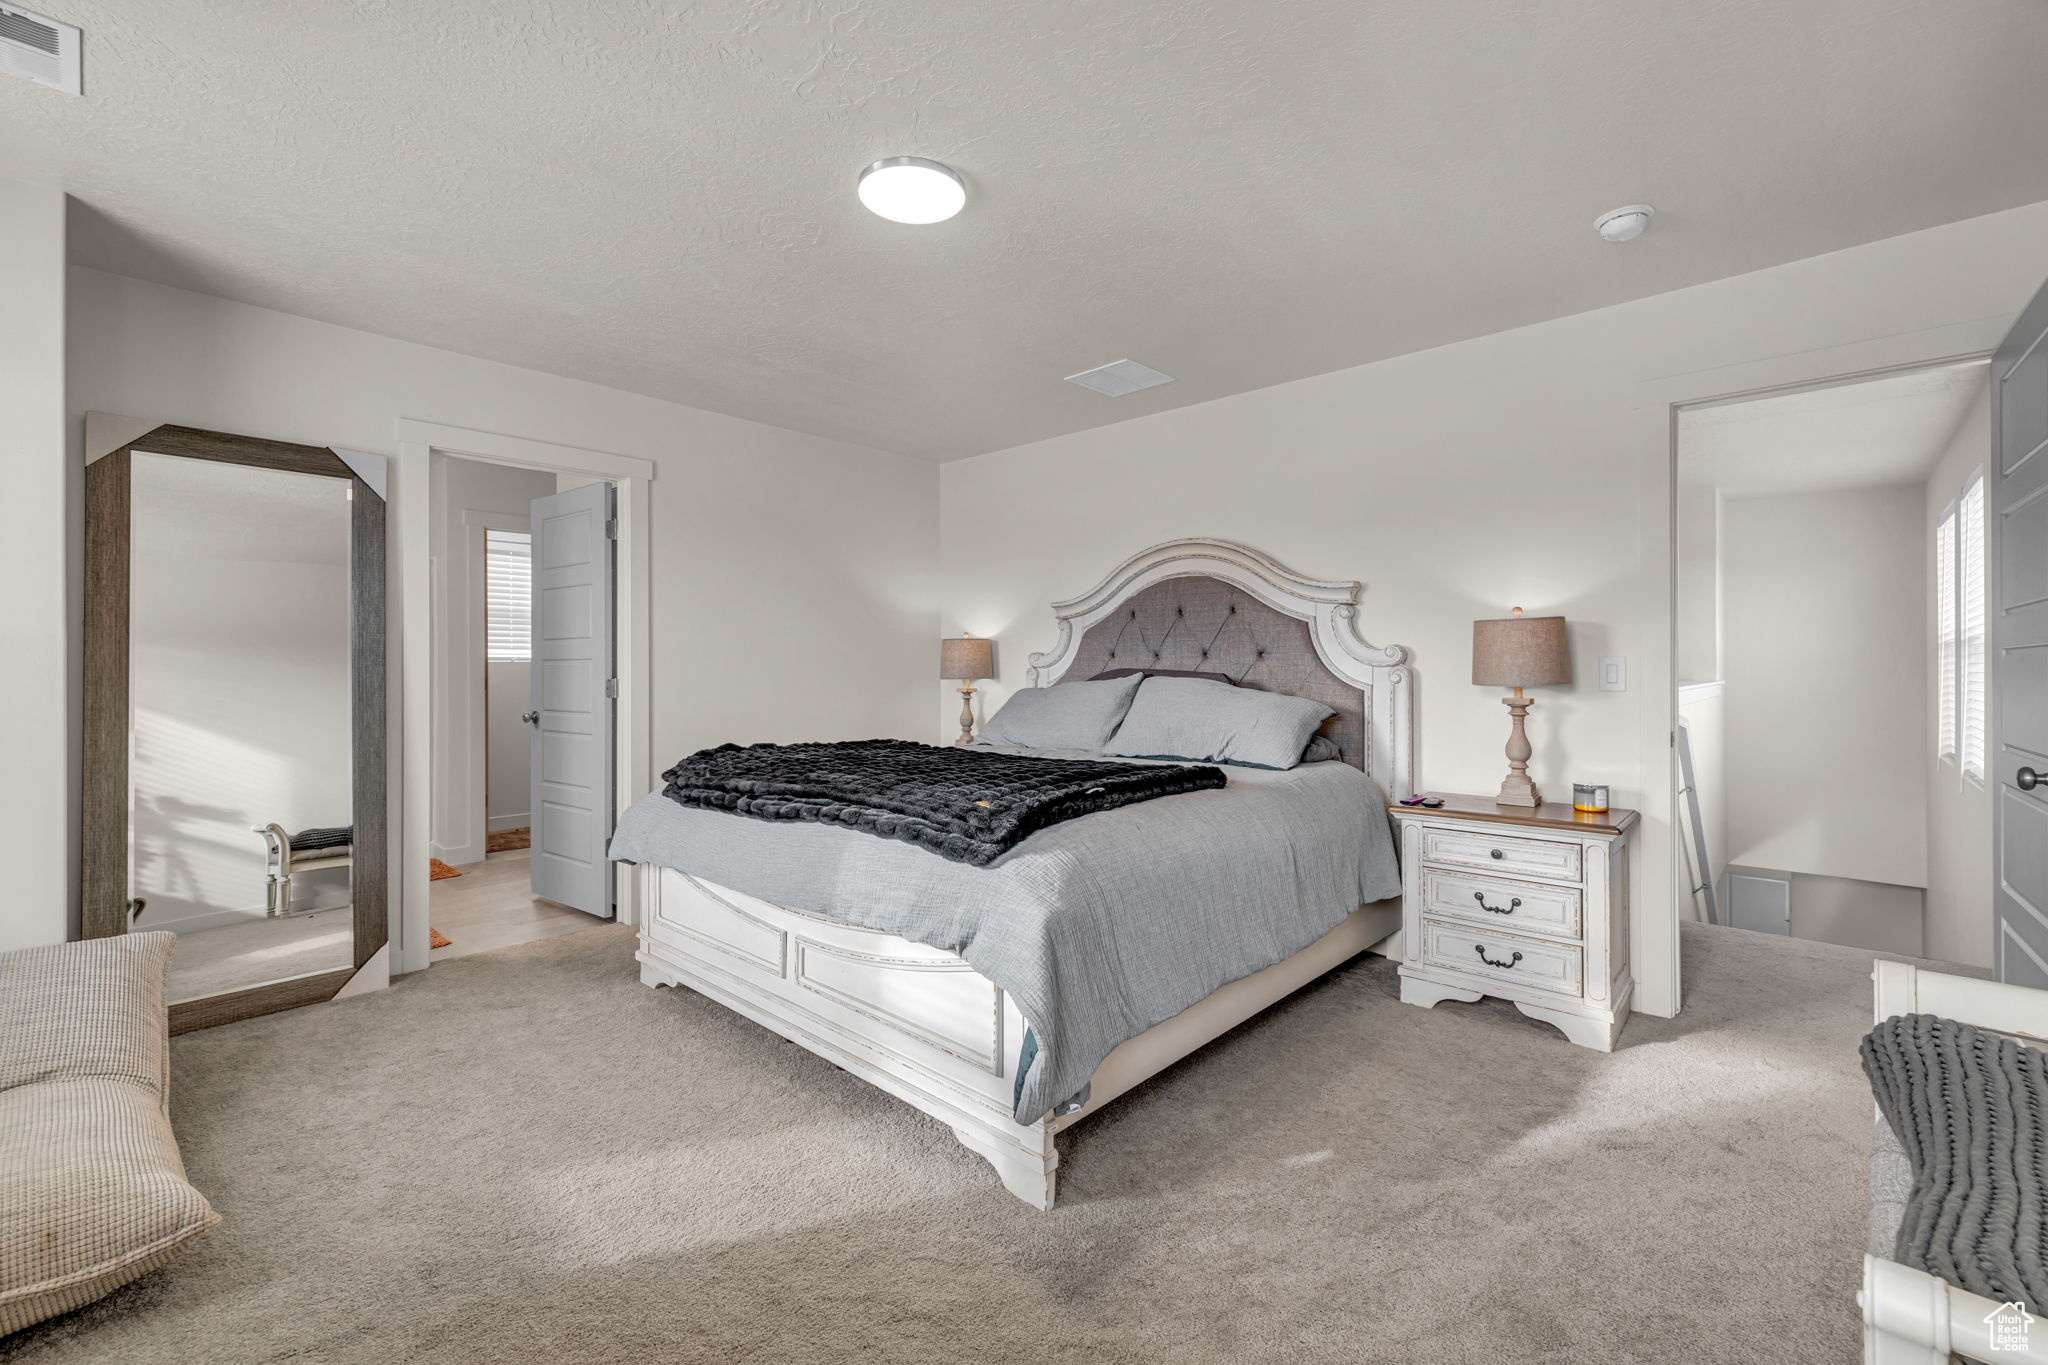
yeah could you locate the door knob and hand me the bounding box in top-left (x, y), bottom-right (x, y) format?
top-left (2022, 767), bottom-right (2043, 792)
top-left (521, 710), bottom-right (540, 727)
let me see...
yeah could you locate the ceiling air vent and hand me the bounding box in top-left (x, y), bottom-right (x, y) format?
top-left (1064, 358), bottom-right (1175, 398)
top-left (0, 5), bottom-right (79, 95)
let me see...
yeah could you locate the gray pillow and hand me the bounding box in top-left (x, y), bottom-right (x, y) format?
top-left (1301, 733), bottom-right (1341, 764)
top-left (975, 673), bottom-right (1145, 751)
top-left (1103, 676), bottom-right (1335, 770)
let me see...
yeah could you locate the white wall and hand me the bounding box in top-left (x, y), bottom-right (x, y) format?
top-left (1720, 485), bottom-right (1927, 888)
top-left (0, 179), bottom-right (69, 952)
top-left (1924, 388), bottom-right (1995, 967)
top-left (67, 266), bottom-right (940, 891)
top-left (128, 452), bottom-right (354, 929)
top-left (1676, 487), bottom-right (1722, 685)
top-left (1786, 871), bottom-right (1924, 957)
top-left (485, 662), bottom-right (531, 831)
top-left (940, 201), bottom-right (2048, 801)
top-left (938, 198), bottom-right (2048, 1013)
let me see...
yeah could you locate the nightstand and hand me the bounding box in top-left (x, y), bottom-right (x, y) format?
top-left (1392, 794), bottom-right (1638, 1050)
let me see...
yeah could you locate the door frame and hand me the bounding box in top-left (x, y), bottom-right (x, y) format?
top-left (1642, 315), bottom-right (2008, 1013)
top-left (449, 507), bottom-right (536, 865)
top-left (393, 419), bottom-right (655, 976)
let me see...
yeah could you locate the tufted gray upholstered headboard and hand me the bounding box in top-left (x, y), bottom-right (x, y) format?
top-left (1026, 539), bottom-right (1413, 798)
top-left (1060, 576), bottom-right (1365, 769)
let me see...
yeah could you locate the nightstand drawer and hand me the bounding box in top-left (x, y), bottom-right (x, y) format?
top-left (1420, 867), bottom-right (1581, 940)
top-left (1420, 921), bottom-right (1583, 997)
top-left (1421, 827), bottom-right (1582, 883)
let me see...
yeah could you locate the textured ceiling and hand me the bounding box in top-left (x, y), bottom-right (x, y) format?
top-left (9, 1), bottom-right (2048, 460)
top-left (1678, 362), bottom-right (1988, 498)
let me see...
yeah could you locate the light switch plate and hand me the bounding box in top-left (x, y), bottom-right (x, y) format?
top-left (1598, 656), bottom-right (1626, 692)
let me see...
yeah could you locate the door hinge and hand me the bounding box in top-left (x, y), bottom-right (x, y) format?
top-left (605, 518), bottom-right (618, 540)
top-left (604, 678), bottom-right (619, 699)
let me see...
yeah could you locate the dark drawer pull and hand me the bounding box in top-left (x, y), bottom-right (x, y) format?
top-left (1489, 848), bottom-right (1504, 860)
top-left (1473, 945), bottom-right (1523, 970)
top-left (1474, 892), bottom-right (1521, 916)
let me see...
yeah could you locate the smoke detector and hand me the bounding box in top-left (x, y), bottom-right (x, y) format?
top-left (0, 4), bottom-right (79, 95)
top-left (1594, 204), bottom-right (1654, 243)
top-left (1063, 358), bottom-right (1176, 398)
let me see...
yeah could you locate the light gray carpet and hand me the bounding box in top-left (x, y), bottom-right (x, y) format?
top-left (6, 920), bottom-right (1893, 1363)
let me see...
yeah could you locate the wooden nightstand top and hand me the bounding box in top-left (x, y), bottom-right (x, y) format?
top-left (1390, 792), bottom-right (1639, 837)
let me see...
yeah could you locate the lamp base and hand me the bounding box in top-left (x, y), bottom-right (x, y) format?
top-left (1496, 692), bottom-right (1541, 806)
top-left (1495, 773), bottom-right (1541, 807)
top-left (954, 684), bottom-right (977, 746)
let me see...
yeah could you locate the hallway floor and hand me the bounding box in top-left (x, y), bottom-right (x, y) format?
top-left (428, 848), bottom-right (607, 962)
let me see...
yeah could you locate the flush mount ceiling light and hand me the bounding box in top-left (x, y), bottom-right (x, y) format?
top-left (1594, 204), bottom-right (1655, 242)
top-left (857, 157), bottom-right (967, 225)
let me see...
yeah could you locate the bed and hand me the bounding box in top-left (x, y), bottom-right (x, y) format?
top-left (1862, 961), bottom-right (2048, 1364)
top-left (617, 537), bottom-right (1414, 1207)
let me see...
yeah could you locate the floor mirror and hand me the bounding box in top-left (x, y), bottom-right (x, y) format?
top-left (83, 422), bottom-right (387, 1032)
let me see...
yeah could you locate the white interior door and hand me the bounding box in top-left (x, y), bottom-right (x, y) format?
top-left (1992, 277), bottom-right (2048, 985)
top-left (528, 481), bottom-right (615, 916)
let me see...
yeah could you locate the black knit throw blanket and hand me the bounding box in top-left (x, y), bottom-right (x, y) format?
top-left (659, 739), bottom-right (1225, 866)
top-left (1862, 1012), bottom-right (2048, 1308)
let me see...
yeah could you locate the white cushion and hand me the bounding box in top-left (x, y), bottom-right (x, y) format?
top-left (0, 933), bottom-right (218, 1335)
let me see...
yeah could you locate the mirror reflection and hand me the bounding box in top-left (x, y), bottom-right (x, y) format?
top-left (126, 451), bottom-right (356, 1002)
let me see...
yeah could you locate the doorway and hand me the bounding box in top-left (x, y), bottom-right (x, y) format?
top-left (394, 420), bottom-right (655, 977)
top-left (423, 450), bottom-right (614, 961)
top-left (1672, 359), bottom-right (1993, 965)
top-left (422, 449), bottom-right (623, 964)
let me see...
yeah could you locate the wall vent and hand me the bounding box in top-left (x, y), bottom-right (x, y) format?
top-left (1064, 358), bottom-right (1175, 398)
top-left (0, 5), bottom-right (79, 95)
top-left (1726, 870), bottom-right (1791, 937)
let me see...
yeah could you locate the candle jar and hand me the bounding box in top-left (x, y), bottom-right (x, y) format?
top-left (1572, 783), bottom-right (1610, 814)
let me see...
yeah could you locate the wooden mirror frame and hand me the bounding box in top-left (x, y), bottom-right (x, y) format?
top-left (82, 423), bottom-right (388, 1033)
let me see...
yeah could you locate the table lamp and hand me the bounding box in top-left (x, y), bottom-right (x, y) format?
top-left (1471, 607), bottom-right (1571, 806)
top-left (941, 633), bottom-right (995, 746)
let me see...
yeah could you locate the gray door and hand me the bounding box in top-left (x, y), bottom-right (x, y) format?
top-left (1992, 278), bottom-right (2048, 985)
top-left (528, 481), bottom-right (615, 916)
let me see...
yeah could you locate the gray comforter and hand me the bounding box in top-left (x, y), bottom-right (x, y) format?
top-left (609, 746), bottom-right (1401, 1125)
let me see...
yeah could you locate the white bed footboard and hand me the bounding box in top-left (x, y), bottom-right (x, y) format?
top-left (1862, 961), bottom-right (2048, 1364)
top-left (636, 864), bottom-right (1397, 1208)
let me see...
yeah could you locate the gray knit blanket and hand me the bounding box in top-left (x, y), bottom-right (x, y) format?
top-left (1861, 1012), bottom-right (2048, 1307)
top-left (659, 739), bottom-right (1225, 866)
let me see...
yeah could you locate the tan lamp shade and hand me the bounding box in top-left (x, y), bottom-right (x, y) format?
top-left (940, 635), bottom-right (994, 682)
top-left (1472, 612), bottom-right (1571, 688)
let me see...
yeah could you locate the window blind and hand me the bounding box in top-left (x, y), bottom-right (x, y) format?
top-left (485, 529), bottom-right (533, 663)
top-left (1961, 474), bottom-right (1987, 781)
top-left (1937, 505), bottom-right (1957, 762)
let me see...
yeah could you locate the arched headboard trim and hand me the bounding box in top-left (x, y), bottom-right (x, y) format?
top-left (1026, 538), bottom-right (1414, 801)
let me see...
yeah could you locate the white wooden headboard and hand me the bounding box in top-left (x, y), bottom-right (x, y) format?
top-left (1028, 537), bottom-right (1414, 801)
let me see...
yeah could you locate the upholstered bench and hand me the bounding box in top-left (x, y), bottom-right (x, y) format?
top-left (0, 932), bottom-right (219, 1336)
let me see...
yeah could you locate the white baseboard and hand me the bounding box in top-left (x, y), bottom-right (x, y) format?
top-left (486, 812), bottom-right (530, 833)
